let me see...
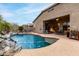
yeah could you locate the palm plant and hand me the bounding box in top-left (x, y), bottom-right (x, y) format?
top-left (0, 15), bottom-right (13, 32)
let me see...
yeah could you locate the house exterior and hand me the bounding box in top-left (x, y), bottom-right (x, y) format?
top-left (22, 23), bottom-right (34, 32)
top-left (33, 3), bottom-right (79, 33)
top-left (11, 24), bottom-right (19, 32)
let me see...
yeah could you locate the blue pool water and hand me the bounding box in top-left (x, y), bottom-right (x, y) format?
top-left (11, 34), bottom-right (50, 49)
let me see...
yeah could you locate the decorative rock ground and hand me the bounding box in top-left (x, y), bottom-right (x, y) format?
top-left (0, 37), bottom-right (22, 56)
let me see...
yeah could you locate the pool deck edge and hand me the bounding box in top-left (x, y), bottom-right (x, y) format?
top-left (15, 32), bottom-right (79, 56)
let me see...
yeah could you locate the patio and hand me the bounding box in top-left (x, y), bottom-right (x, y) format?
top-left (15, 33), bottom-right (79, 56)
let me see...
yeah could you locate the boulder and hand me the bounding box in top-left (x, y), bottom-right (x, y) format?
top-left (0, 37), bottom-right (22, 56)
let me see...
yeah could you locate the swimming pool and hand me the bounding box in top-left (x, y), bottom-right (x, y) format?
top-left (11, 34), bottom-right (57, 49)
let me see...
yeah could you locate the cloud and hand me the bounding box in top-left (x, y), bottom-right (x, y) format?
top-left (15, 3), bottom-right (53, 14)
top-left (0, 3), bottom-right (54, 25)
top-left (13, 3), bottom-right (53, 25)
top-left (0, 4), bottom-right (14, 19)
top-left (0, 10), bottom-right (14, 18)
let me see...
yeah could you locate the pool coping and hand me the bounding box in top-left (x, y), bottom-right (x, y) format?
top-left (11, 33), bottom-right (59, 49)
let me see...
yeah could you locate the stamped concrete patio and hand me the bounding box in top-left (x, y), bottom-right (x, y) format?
top-left (15, 33), bottom-right (79, 56)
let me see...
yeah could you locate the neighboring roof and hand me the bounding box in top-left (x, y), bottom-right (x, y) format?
top-left (33, 3), bottom-right (60, 23)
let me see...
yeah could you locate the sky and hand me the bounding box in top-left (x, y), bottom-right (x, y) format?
top-left (0, 3), bottom-right (53, 25)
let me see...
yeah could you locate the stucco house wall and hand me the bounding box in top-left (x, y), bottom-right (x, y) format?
top-left (33, 3), bottom-right (79, 33)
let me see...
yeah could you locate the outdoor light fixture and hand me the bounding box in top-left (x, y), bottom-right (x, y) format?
top-left (56, 18), bottom-right (59, 21)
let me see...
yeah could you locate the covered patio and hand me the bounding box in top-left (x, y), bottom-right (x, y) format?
top-left (43, 15), bottom-right (70, 34)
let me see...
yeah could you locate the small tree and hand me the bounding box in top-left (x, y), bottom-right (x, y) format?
top-left (0, 15), bottom-right (4, 32)
top-left (0, 15), bottom-right (13, 32)
top-left (18, 26), bottom-right (24, 32)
